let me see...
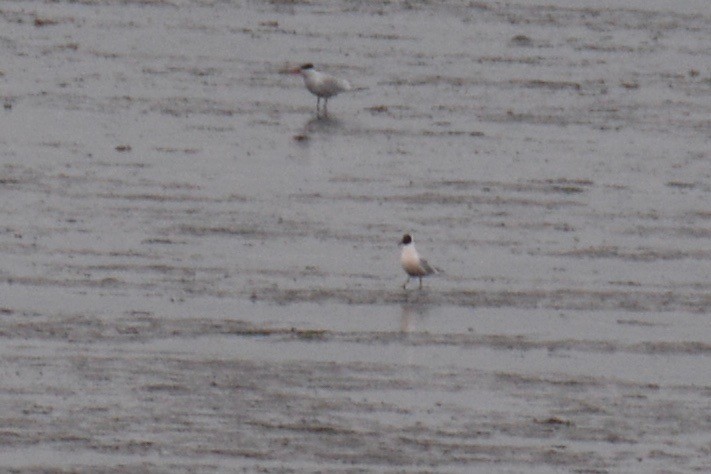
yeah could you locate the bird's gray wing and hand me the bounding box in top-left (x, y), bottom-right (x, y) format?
top-left (420, 259), bottom-right (437, 275)
top-left (323, 75), bottom-right (351, 93)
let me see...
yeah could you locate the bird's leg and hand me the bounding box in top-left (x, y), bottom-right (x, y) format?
top-left (323, 98), bottom-right (328, 117)
top-left (316, 97), bottom-right (321, 116)
top-left (418, 277), bottom-right (423, 289)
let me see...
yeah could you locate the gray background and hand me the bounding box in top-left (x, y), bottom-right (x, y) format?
top-left (1, 1), bottom-right (709, 472)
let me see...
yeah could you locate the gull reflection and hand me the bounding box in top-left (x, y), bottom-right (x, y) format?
top-left (399, 301), bottom-right (430, 334)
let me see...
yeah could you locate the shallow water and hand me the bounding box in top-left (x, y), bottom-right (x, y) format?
top-left (0, 0), bottom-right (710, 472)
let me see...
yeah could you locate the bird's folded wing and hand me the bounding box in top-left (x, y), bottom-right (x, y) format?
top-left (420, 259), bottom-right (437, 275)
top-left (330, 76), bottom-right (352, 92)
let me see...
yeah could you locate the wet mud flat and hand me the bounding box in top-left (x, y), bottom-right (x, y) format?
top-left (1, 0), bottom-right (710, 472)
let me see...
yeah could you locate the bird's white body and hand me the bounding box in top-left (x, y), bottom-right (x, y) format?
top-left (301, 68), bottom-right (351, 99)
top-left (293, 64), bottom-right (351, 117)
top-left (399, 234), bottom-right (437, 289)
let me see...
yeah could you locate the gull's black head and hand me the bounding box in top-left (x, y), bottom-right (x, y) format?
top-left (400, 234), bottom-right (412, 245)
top-left (300, 63), bottom-right (314, 70)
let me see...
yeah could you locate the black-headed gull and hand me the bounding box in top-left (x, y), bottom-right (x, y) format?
top-left (291, 63), bottom-right (351, 117)
top-left (399, 233), bottom-right (439, 290)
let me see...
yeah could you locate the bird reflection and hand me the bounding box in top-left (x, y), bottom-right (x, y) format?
top-left (399, 301), bottom-right (430, 334)
top-left (304, 115), bottom-right (344, 131)
top-left (293, 116), bottom-right (345, 143)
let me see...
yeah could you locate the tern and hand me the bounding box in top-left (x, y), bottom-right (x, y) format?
top-left (291, 63), bottom-right (351, 118)
top-left (399, 233), bottom-right (439, 290)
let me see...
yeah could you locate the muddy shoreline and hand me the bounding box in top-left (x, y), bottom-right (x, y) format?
top-left (1, 0), bottom-right (710, 472)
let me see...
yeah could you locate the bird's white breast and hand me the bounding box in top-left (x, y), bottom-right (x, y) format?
top-left (401, 245), bottom-right (426, 276)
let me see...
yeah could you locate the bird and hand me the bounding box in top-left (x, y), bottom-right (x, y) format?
top-left (291, 63), bottom-right (351, 118)
top-left (399, 233), bottom-right (438, 290)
